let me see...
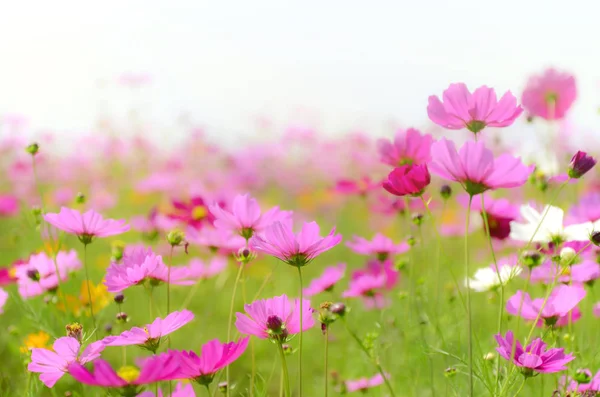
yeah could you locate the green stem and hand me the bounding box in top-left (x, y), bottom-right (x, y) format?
top-left (167, 245), bottom-right (173, 317)
top-left (277, 342), bottom-right (292, 397)
top-left (204, 384), bottom-right (211, 396)
top-left (82, 243), bottom-right (97, 340)
top-left (226, 262), bottom-right (246, 397)
top-left (513, 377), bottom-right (527, 396)
top-left (324, 325), bottom-right (329, 397)
top-left (297, 266), bottom-right (304, 397)
top-left (465, 195), bottom-right (473, 396)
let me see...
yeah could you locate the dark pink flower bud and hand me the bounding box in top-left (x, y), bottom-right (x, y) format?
top-left (383, 164), bottom-right (431, 197)
top-left (568, 151), bottom-right (596, 179)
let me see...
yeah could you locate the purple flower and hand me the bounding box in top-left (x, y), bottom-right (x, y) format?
top-left (568, 151), bottom-right (597, 179)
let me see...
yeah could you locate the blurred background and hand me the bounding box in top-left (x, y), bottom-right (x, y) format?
top-left (1, 0), bottom-right (598, 146)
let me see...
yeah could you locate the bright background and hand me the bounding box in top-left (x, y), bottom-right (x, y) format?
top-left (1, 0), bottom-right (598, 143)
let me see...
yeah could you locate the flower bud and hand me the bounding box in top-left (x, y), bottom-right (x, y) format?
top-left (167, 229), bottom-right (185, 246)
top-left (282, 344), bottom-right (294, 355)
top-left (114, 294), bottom-right (125, 304)
top-left (75, 192), bottom-right (86, 204)
top-left (26, 142), bottom-right (39, 156)
top-left (407, 235), bottom-right (417, 247)
top-left (522, 251), bottom-right (542, 269)
top-left (574, 369), bottom-right (592, 384)
top-left (411, 213), bottom-right (424, 226)
top-left (591, 231), bottom-right (600, 247)
top-left (235, 247), bottom-right (256, 264)
top-left (116, 312), bottom-right (128, 322)
top-left (559, 247), bottom-right (577, 265)
top-left (65, 323), bottom-right (83, 342)
top-left (568, 151), bottom-right (597, 179)
top-left (218, 382), bottom-right (228, 394)
top-left (111, 241), bottom-right (125, 262)
top-left (104, 324), bottom-right (113, 333)
top-left (330, 302), bottom-right (347, 317)
top-left (440, 184), bottom-right (452, 200)
top-left (444, 367), bottom-right (457, 378)
top-left (27, 269), bottom-right (40, 281)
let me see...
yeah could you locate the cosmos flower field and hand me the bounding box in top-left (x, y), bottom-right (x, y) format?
top-left (2, 68), bottom-right (600, 397)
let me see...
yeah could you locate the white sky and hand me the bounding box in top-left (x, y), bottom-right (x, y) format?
top-left (0, 0), bottom-right (598, 144)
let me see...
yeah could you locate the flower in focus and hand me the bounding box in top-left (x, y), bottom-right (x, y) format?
top-left (168, 196), bottom-right (215, 230)
top-left (521, 68), bottom-right (576, 120)
top-left (16, 250), bottom-right (81, 298)
top-left (28, 336), bottom-right (105, 387)
top-left (506, 284), bottom-right (586, 327)
top-left (209, 194), bottom-right (291, 240)
top-left (383, 164), bottom-right (431, 197)
top-left (170, 338), bottom-right (249, 386)
top-left (345, 373), bottom-right (388, 393)
top-left (43, 207), bottom-right (129, 244)
top-left (235, 294), bottom-right (315, 341)
top-left (250, 220), bottom-right (342, 267)
top-left (102, 310), bottom-right (194, 353)
top-left (377, 128), bottom-right (432, 166)
top-left (509, 205), bottom-right (594, 244)
top-left (303, 263), bottom-right (346, 297)
top-left (429, 139), bottom-right (533, 196)
top-left (20, 331), bottom-right (51, 353)
top-left (495, 331), bottom-right (574, 375)
top-left (346, 233), bottom-right (409, 261)
top-left (568, 151), bottom-right (597, 179)
top-left (466, 262), bottom-right (522, 292)
top-left (427, 83), bottom-right (522, 134)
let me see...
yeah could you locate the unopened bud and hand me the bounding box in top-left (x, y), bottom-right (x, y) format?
top-left (235, 247), bottom-right (256, 263)
top-left (559, 247), bottom-right (577, 265)
top-left (440, 185), bottom-right (452, 200)
top-left (522, 251), bottom-right (542, 269)
top-left (27, 269), bottom-right (40, 281)
top-left (591, 231), bottom-right (600, 247)
top-left (26, 142), bottom-right (39, 156)
top-left (412, 213), bottom-right (424, 226)
top-left (75, 192), bottom-right (86, 204)
top-left (114, 294), bottom-right (125, 304)
top-left (111, 241), bottom-right (125, 262)
top-left (444, 367), bottom-right (457, 378)
top-left (568, 151), bottom-right (597, 179)
top-left (330, 302), bottom-right (347, 317)
top-left (104, 324), bottom-right (113, 333)
top-left (167, 229), bottom-right (185, 246)
top-left (218, 382), bottom-right (228, 394)
top-left (407, 235), bottom-right (417, 247)
top-left (574, 369), bottom-right (592, 384)
top-left (116, 312), bottom-right (128, 322)
top-left (282, 344), bottom-right (294, 355)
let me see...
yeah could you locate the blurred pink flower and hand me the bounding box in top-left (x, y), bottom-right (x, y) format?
top-left (137, 382), bottom-right (196, 397)
top-left (186, 226), bottom-right (245, 254)
top-left (429, 138), bottom-right (533, 195)
top-left (168, 196), bottom-right (215, 230)
top-left (428, 83), bottom-right (522, 133)
top-left (184, 257), bottom-right (228, 280)
top-left (28, 337), bottom-right (105, 388)
top-left (346, 233), bottom-right (409, 260)
top-left (303, 263), bottom-right (346, 297)
top-left (345, 373), bottom-right (388, 393)
top-left (377, 128), bottom-right (432, 166)
top-left (0, 194), bottom-right (19, 216)
top-left (0, 288), bottom-right (7, 313)
top-left (530, 259), bottom-right (600, 285)
top-left (459, 194), bottom-right (520, 240)
top-left (335, 177), bottom-right (381, 196)
top-left (383, 164), bottom-right (431, 197)
top-left (16, 251), bottom-right (81, 298)
top-left (343, 273), bottom-right (389, 310)
top-left (568, 192), bottom-right (600, 223)
top-left (522, 68), bottom-right (576, 120)
top-left (43, 207), bottom-right (129, 242)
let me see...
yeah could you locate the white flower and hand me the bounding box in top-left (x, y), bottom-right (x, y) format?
top-left (509, 205), bottom-right (595, 244)
top-left (466, 265), bottom-right (523, 292)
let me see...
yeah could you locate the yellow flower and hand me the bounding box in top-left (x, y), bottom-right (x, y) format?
top-left (57, 281), bottom-right (110, 317)
top-left (20, 331), bottom-right (51, 353)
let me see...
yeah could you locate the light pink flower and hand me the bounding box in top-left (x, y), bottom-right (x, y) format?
top-left (28, 337), bottom-right (105, 387)
top-left (335, 177), bottom-right (381, 196)
top-left (377, 128), bottom-right (432, 166)
top-left (345, 373), bottom-right (387, 393)
top-left (16, 251), bottom-right (81, 298)
top-left (429, 138), bottom-right (533, 195)
top-left (303, 263), bottom-right (346, 297)
top-left (0, 288), bottom-right (7, 313)
top-left (43, 207), bottom-right (129, 242)
top-left (209, 194), bottom-right (291, 239)
top-left (530, 259), bottom-right (600, 285)
top-left (184, 257), bottom-right (228, 280)
top-left (102, 310), bottom-right (194, 352)
top-left (0, 194), bottom-right (19, 216)
top-left (343, 273), bottom-right (389, 310)
top-left (250, 220), bottom-right (342, 267)
top-left (235, 294), bottom-right (315, 340)
top-left (522, 68), bottom-right (576, 120)
top-left (568, 192), bottom-right (600, 223)
top-left (186, 226), bottom-right (246, 254)
top-left (346, 233), bottom-right (409, 260)
top-left (428, 83), bottom-right (522, 133)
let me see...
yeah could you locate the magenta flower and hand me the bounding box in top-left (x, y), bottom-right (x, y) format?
top-left (168, 196), bottom-right (215, 230)
top-left (506, 284), bottom-right (586, 327)
top-left (137, 382), bottom-right (196, 397)
top-left (235, 294), bottom-right (315, 341)
top-left (102, 310), bottom-right (194, 353)
top-left (459, 194), bottom-right (520, 240)
top-left (186, 226), bottom-right (246, 255)
top-left (495, 331), bottom-right (574, 375)
top-left (28, 336), bottom-right (105, 387)
top-left (568, 192), bottom-right (600, 223)
top-left (250, 220), bottom-right (342, 267)
top-left (568, 151), bottom-right (597, 179)
top-left (303, 263), bottom-right (346, 297)
top-left (377, 128), bottom-right (432, 166)
top-left (335, 177), bottom-right (381, 196)
top-left (68, 354), bottom-right (180, 392)
top-left (16, 251), bottom-right (81, 298)
top-left (530, 259), bottom-right (600, 285)
top-left (104, 246), bottom-right (193, 293)
top-left (383, 164), bottom-right (431, 197)
top-left (43, 207), bottom-right (129, 243)
top-left (0, 288), bottom-right (7, 314)
top-left (209, 194), bottom-right (291, 239)
top-left (427, 83), bottom-right (523, 134)
top-left (346, 233), bottom-right (409, 261)
top-left (429, 138), bottom-right (533, 195)
top-left (345, 373), bottom-right (387, 393)
top-left (171, 338), bottom-right (249, 385)
top-left (0, 194), bottom-right (19, 216)
top-left (343, 273), bottom-right (389, 309)
top-left (521, 68), bottom-right (576, 120)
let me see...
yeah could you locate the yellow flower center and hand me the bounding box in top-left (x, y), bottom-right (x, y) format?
top-left (9, 267), bottom-right (17, 278)
top-left (192, 206), bottom-right (207, 220)
top-left (117, 366), bottom-right (140, 383)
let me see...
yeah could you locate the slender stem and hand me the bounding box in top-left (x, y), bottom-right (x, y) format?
top-left (167, 245), bottom-right (174, 317)
top-left (204, 384), bottom-right (211, 396)
top-left (514, 377), bottom-right (527, 396)
top-left (226, 262), bottom-right (246, 397)
top-left (479, 194), bottom-right (503, 393)
top-left (147, 286), bottom-right (154, 319)
top-left (342, 319), bottom-right (397, 397)
top-left (82, 243), bottom-right (97, 340)
top-left (464, 195), bottom-right (473, 397)
top-left (297, 266), bottom-right (304, 397)
top-left (277, 342), bottom-right (292, 397)
top-left (31, 155), bottom-right (44, 208)
top-left (324, 325), bottom-right (329, 397)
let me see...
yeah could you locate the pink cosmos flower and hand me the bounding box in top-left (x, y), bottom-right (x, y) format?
top-left (235, 294), bottom-right (315, 340)
top-left (429, 138), bottom-right (533, 195)
top-left (377, 128), bottom-right (432, 166)
top-left (16, 251), bottom-right (81, 298)
top-left (383, 164), bottom-right (431, 197)
top-left (506, 284), bottom-right (586, 327)
top-left (171, 338), bottom-right (249, 385)
top-left (102, 310), bottom-right (194, 352)
top-left (562, 369), bottom-right (600, 394)
top-left (521, 68), bottom-right (576, 120)
top-left (495, 331), bottom-right (574, 375)
top-left (346, 233), bottom-right (409, 260)
top-left (303, 263), bottom-right (346, 297)
top-left (104, 246), bottom-right (193, 293)
top-left (209, 194), bottom-right (291, 239)
top-left (427, 83), bottom-right (523, 134)
top-left (184, 257), bottom-right (228, 280)
top-left (343, 273), bottom-right (389, 310)
top-left (168, 196), bottom-right (215, 230)
top-left (0, 288), bottom-right (7, 313)
top-left (345, 373), bottom-right (387, 393)
top-left (0, 194), bottom-right (19, 216)
top-left (43, 207), bottom-right (129, 243)
top-left (530, 259), bottom-right (600, 285)
top-left (250, 220), bottom-right (342, 267)
top-left (28, 336), bottom-right (105, 387)
top-left (68, 355), bottom-right (180, 390)
top-left (186, 226), bottom-right (246, 255)
top-left (351, 259), bottom-right (400, 290)
top-left (335, 177), bottom-right (381, 196)
top-left (130, 208), bottom-right (179, 234)
top-left (458, 194), bottom-right (520, 240)
top-left (568, 192), bottom-right (600, 223)
top-left (137, 383), bottom-right (196, 397)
